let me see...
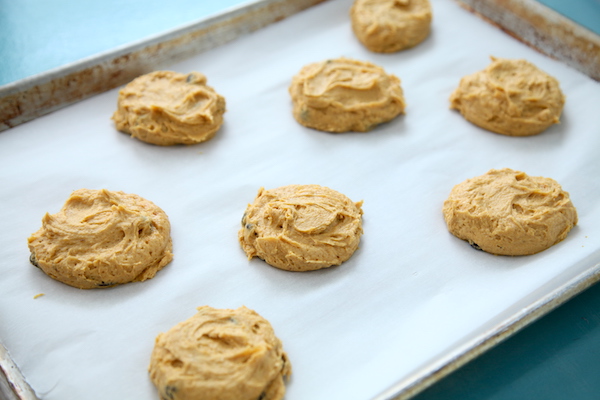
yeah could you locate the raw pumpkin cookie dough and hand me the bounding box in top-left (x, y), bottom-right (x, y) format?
top-left (112, 70), bottom-right (226, 145)
top-left (289, 57), bottom-right (405, 132)
top-left (27, 189), bottom-right (173, 289)
top-left (350, 0), bottom-right (432, 53)
top-left (239, 184), bottom-right (364, 271)
top-left (149, 306), bottom-right (291, 400)
top-left (442, 168), bottom-right (577, 256)
top-left (449, 57), bottom-right (565, 136)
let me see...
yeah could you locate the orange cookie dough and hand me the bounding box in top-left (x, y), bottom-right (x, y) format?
top-left (450, 57), bottom-right (565, 136)
top-left (239, 185), bottom-right (364, 271)
top-left (443, 168), bottom-right (577, 256)
top-left (112, 71), bottom-right (226, 145)
top-left (27, 189), bottom-right (173, 289)
top-left (149, 306), bottom-right (291, 400)
top-left (289, 57), bottom-right (405, 132)
top-left (350, 0), bottom-right (432, 53)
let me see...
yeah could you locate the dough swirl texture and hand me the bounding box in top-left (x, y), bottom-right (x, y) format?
top-left (112, 70), bottom-right (226, 145)
top-left (450, 57), bottom-right (565, 136)
top-left (351, 0), bottom-right (432, 53)
top-left (149, 306), bottom-right (291, 400)
top-left (443, 168), bottom-right (577, 256)
top-left (27, 189), bottom-right (173, 288)
top-left (289, 58), bottom-right (405, 132)
top-left (239, 185), bottom-right (364, 271)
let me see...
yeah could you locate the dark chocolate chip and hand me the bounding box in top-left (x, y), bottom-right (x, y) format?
top-left (29, 253), bottom-right (40, 268)
top-left (163, 385), bottom-right (177, 400)
top-left (469, 241), bottom-right (482, 251)
top-left (300, 109), bottom-right (310, 121)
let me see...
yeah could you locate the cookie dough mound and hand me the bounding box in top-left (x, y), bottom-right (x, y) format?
top-left (239, 184), bottom-right (364, 271)
top-left (449, 57), bottom-right (565, 136)
top-left (442, 168), bottom-right (577, 256)
top-left (27, 189), bottom-right (173, 289)
top-left (350, 0), bottom-right (432, 53)
top-left (149, 306), bottom-right (291, 400)
top-left (289, 57), bottom-right (405, 132)
top-left (112, 71), bottom-right (226, 145)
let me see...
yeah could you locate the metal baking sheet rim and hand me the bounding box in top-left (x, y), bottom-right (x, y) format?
top-left (375, 262), bottom-right (600, 400)
top-left (0, 340), bottom-right (38, 400)
top-left (454, 0), bottom-right (600, 81)
top-left (0, 1), bottom-right (329, 398)
top-left (1, 0), bottom-right (598, 399)
top-left (0, 0), bottom-right (327, 132)
top-left (3, 267), bottom-right (599, 400)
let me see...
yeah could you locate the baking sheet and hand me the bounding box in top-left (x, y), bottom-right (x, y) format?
top-left (1, 0), bottom-right (599, 399)
top-left (455, 0), bottom-right (600, 81)
top-left (0, 0), bottom-right (327, 131)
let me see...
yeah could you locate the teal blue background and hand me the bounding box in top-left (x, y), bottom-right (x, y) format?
top-left (538, 0), bottom-right (600, 35)
top-left (1, 1), bottom-right (600, 398)
top-left (1, 1), bottom-right (598, 86)
top-left (413, 281), bottom-right (600, 400)
top-left (0, 0), bottom-right (251, 85)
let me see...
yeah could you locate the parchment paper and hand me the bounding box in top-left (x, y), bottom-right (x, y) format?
top-left (1, 0), bottom-right (599, 399)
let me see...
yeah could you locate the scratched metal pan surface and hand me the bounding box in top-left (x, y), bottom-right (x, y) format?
top-left (455, 0), bottom-right (600, 81)
top-left (0, 0), bottom-right (599, 399)
top-left (0, 0), bottom-right (327, 131)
